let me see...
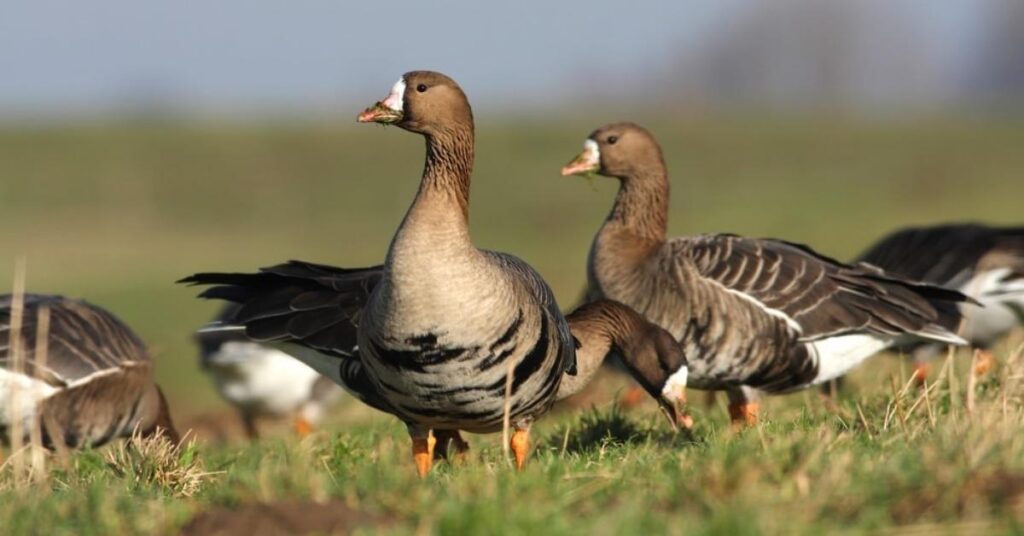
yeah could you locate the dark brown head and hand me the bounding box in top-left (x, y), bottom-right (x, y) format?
top-left (615, 323), bottom-right (692, 431)
top-left (357, 71), bottom-right (474, 135)
top-left (561, 122), bottom-right (666, 181)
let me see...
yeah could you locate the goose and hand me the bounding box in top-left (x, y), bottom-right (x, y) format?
top-left (196, 304), bottom-right (343, 439)
top-left (560, 122), bottom-right (971, 425)
top-left (183, 71), bottom-right (580, 476)
top-left (854, 223), bottom-right (1024, 380)
top-left (0, 294), bottom-right (178, 455)
top-left (188, 270), bottom-right (690, 460)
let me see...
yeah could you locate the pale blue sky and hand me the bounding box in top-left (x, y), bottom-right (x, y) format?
top-left (0, 0), bottom-right (991, 117)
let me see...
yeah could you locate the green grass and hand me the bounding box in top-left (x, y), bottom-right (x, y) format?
top-left (1, 116), bottom-right (1023, 533)
top-left (4, 346), bottom-right (1024, 534)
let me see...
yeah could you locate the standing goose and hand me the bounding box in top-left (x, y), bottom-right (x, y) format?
top-left (183, 71), bottom-right (578, 476)
top-left (196, 304), bottom-right (343, 439)
top-left (188, 267), bottom-right (690, 458)
top-left (0, 294), bottom-right (178, 453)
top-left (854, 223), bottom-right (1024, 379)
top-left (560, 122), bottom-right (971, 425)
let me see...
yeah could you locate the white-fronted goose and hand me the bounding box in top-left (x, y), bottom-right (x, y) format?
top-left (0, 294), bottom-right (178, 452)
top-left (561, 122), bottom-right (971, 425)
top-left (855, 223), bottom-right (1024, 378)
top-left (183, 71), bottom-right (579, 476)
top-left (196, 304), bottom-right (343, 439)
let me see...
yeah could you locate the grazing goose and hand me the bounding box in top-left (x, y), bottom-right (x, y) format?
top-left (196, 304), bottom-right (343, 439)
top-left (560, 122), bottom-right (971, 425)
top-left (0, 294), bottom-right (178, 453)
top-left (195, 294), bottom-right (688, 461)
top-left (183, 71), bottom-right (578, 476)
top-left (855, 223), bottom-right (1024, 379)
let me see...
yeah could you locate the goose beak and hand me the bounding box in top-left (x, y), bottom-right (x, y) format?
top-left (660, 390), bottom-right (694, 431)
top-left (560, 139), bottom-right (601, 176)
top-left (357, 102), bottom-right (403, 124)
top-left (357, 78), bottom-right (405, 124)
top-left (660, 366), bottom-right (694, 430)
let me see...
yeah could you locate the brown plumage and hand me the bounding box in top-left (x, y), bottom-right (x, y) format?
top-left (0, 294), bottom-right (177, 448)
top-left (185, 71), bottom-right (579, 476)
top-left (562, 122), bottom-right (971, 424)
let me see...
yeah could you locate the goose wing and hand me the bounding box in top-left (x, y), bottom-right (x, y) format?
top-left (483, 251), bottom-right (577, 376)
top-left (856, 223), bottom-right (1024, 286)
top-left (181, 261), bottom-right (382, 358)
top-left (666, 234), bottom-right (968, 343)
top-left (0, 294), bottom-right (147, 387)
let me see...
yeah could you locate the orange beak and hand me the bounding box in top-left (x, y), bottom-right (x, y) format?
top-left (560, 139), bottom-right (601, 176)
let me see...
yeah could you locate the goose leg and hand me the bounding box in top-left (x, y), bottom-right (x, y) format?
top-left (912, 361), bottom-right (931, 387)
top-left (410, 428), bottom-right (436, 478)
top-left (619, 386), bottom-right (647, 408)
top-left (510, 427), bottom-right (530, 471)
top-left (974, 349), bottom-right (995, 376)
top-left (726, 388), bottom-right (760, 427)
top-left (434, 430), bottom-right (470, 463)
top-left (240, 412), bottom-right (259, 440)
top-left (293, 415), bottom-right (314, 438)
top-left (703, 390), bottom-right (717, 409)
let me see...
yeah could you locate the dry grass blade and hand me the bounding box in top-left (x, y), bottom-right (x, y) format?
top-left (104, 429), bottom-right (215, 498)
top-left (28, 304), bottom-right (49, 481)
top-left (501, 359), bottom-right (514, 468)
top-left (8, 258), bottom-right (26, 487)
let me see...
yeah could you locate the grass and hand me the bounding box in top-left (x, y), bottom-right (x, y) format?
top-left (1, 116), bottom-right (1023, 533)
top-left (3, 342), bottom-right (1024, 534)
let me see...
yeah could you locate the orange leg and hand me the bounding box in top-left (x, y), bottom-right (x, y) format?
top-left (620, 386), bottom-right (647, 409)
top-left (411, 431), bottom-right (437, 478)
top-left (293, 415), bottom-right (314, 438)
top-left (974, 349), bottom-right (996, 377)
top-left (728, 401), bottom-right (760, 427)
top-left (510, 428), bottom-right (530, 471)
top-left (912, 361), bottom-right (931, 387)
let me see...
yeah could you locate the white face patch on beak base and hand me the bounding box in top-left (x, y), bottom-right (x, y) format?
top-left (661, 366), bottom-right (688, 402)
top-left (381, 78), bottom-right (406, 112)
top-left (582, 139), bottom-right (600, 166)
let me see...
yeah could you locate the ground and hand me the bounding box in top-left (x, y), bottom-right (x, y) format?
top-left (1, 117), bottom-right (1023, 534)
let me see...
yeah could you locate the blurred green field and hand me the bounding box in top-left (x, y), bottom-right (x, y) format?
top-left (2, 116), bottom-right (1024, 534)
top-left (1, 115), bottom-right (1021, 414)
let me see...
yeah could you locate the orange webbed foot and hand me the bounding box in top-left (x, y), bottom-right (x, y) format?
top-left (412, 432), bottom-right (437, 478)
top-left (728, 401), bottom-right (760, 427)
top-left (510, 428), bottom-right (530, 471)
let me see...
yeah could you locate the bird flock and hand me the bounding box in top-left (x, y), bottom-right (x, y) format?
top-left (3, 70), bottom-right (1024, 478)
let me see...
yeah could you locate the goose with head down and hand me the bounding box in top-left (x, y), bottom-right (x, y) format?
top-left (183, 72), bottom-right (681, 476)
top-left (561, 122), bottom-right (972, 426)
top-left (0, 294), bottom-right (178, 455)
top-left (196, 304), bottom-right (344, 439)
top-left (852, 223), bottom-right (1024, 381)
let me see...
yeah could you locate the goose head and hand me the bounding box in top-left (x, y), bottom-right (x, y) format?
top-left (560, 122), bottom-right (665, 181)
top-left (615, 325), bottom-right (694, 431)
top-left (357, 71), bottom-right (473, 135)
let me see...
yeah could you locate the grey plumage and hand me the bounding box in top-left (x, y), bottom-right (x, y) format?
top-left (564, 122), bottom-right (971, 417)
top-left (855, 223), bottom-right (1024, 352)
top-left (182, 71), bottom-right (578, 472)
top-left (0, 294), bottom-right (177, 448)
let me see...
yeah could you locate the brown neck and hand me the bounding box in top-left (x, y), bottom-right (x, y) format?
top-left (606, 168), bottom-right (670, 241)
top-left (559, 300), bottom-right (648, 400)
top-left (417, 124), bottom-right (475, 221)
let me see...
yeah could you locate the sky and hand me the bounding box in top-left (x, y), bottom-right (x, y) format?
top-left (0, 0), bottom-right (992, 118)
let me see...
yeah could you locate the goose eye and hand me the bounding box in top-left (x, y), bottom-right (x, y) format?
top-left (607, 136), bottom-right (618, 144)
top-left (416, 84), bottom-right (428, 93)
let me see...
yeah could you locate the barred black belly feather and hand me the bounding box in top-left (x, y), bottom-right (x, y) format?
top-left (361, 311), bottom-right (566, 433)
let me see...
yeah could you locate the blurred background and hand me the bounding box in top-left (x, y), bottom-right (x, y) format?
top-left (1, 0), bottom-right (1021, 417)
